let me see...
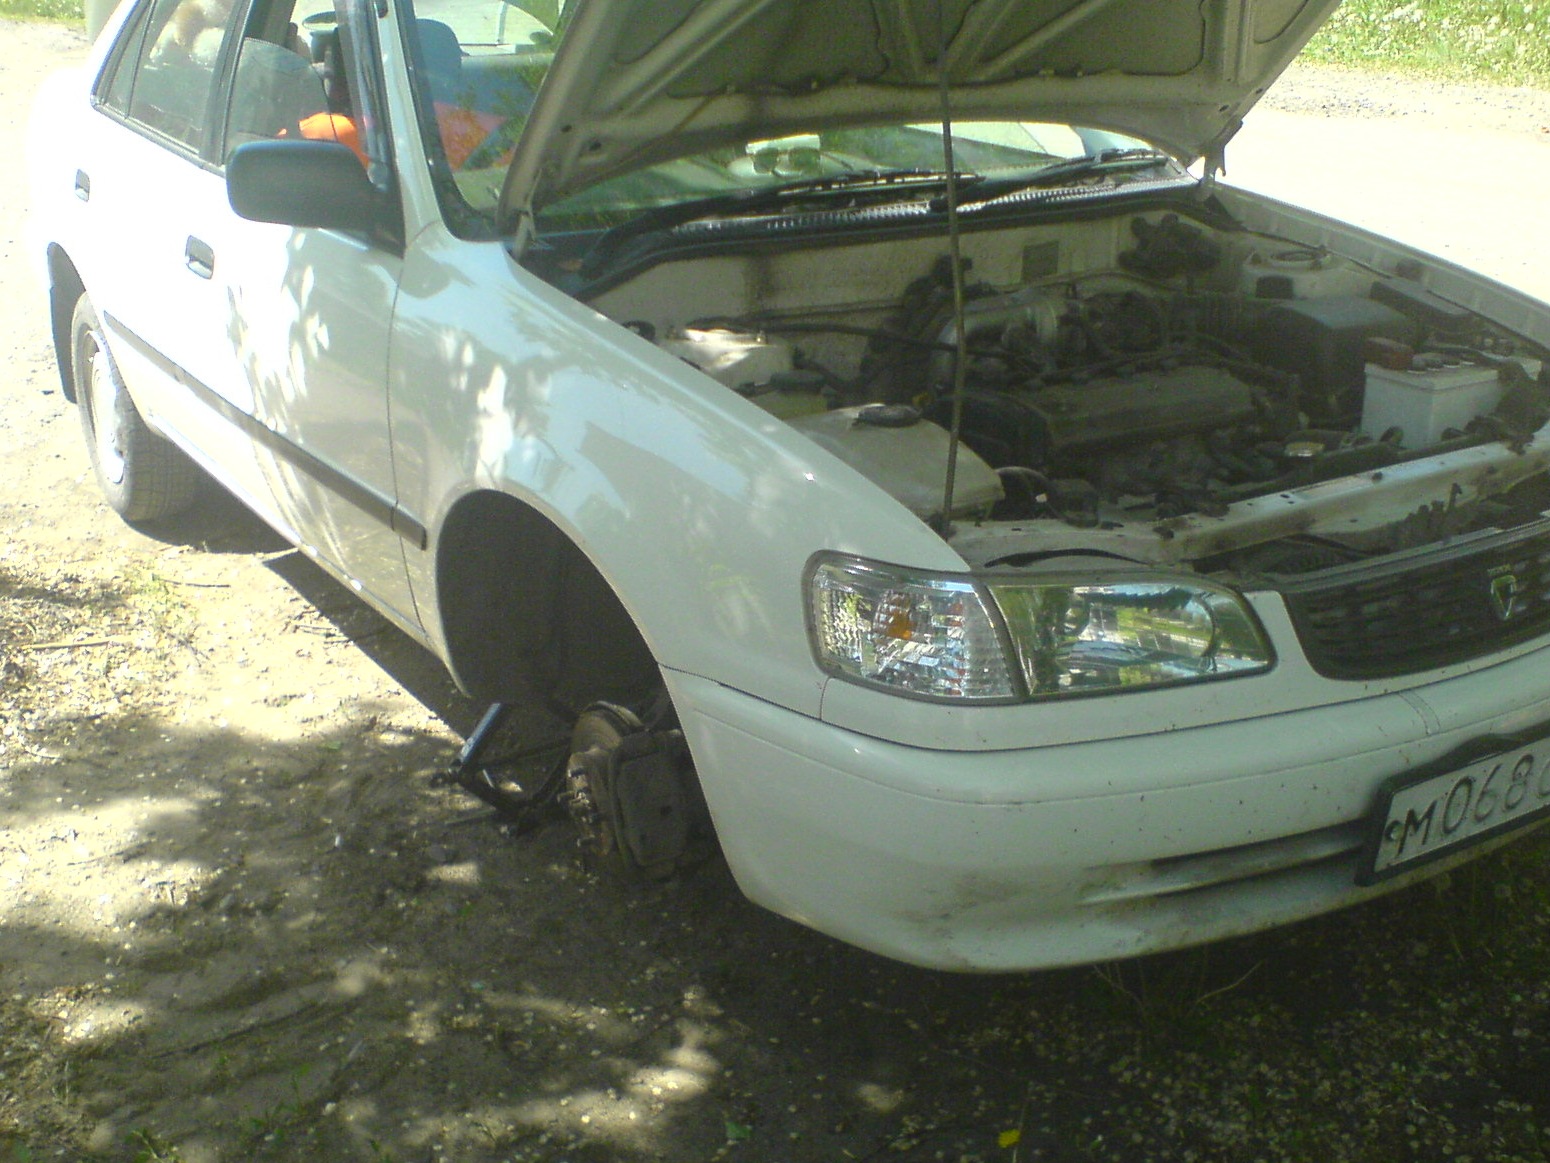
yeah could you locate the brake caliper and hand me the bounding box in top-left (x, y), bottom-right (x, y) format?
top-left (563, 703), bottom-right (703, 878)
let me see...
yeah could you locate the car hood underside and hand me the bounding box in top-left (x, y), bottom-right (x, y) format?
top-left (503, 0), bottom-right (1343, 219)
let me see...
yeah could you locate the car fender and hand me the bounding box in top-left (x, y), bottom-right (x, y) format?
top-left (388, 224), bottom-right (965, 717)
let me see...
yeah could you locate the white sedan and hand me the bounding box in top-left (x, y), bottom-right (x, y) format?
top-left (28, 0), bottom-right (1550, 970)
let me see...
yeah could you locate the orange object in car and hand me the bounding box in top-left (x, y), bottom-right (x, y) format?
top-left (297, 110), bottom-right (366, 166)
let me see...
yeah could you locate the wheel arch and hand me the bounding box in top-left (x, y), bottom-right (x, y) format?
top-left (433, 488), bottom-right (661, 716)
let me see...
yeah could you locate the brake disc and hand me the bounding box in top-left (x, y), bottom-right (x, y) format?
top-left (562, 702), bottom-right (703, 879)
top-left (562, 702), bottom-right (643, 867)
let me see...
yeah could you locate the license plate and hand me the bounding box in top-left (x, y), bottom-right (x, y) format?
top-left (1359, 732), bottom-right (1550, 884)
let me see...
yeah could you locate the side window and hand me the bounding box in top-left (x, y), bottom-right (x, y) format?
top-left (124, 0), bottom-right (238, 148)
top-left (225, 30), bottom-right (330, 156)
top-left (225, 1), bottom-right (389, 175)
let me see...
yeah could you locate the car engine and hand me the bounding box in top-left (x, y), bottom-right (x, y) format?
top-left (604, 212), bottom-right (1550, 572)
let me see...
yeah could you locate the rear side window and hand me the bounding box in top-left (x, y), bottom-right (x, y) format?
top-left (97, 1), bottom-right (149, 114)
top-left (99, 0), bottom-right (238, 152)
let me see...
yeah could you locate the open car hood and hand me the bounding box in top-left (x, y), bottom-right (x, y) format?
top-left (501, 0), bottom-right (1342, 224)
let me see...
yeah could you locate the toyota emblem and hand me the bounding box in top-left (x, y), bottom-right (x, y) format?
top-left (1488, 566), bottom-right (1521, 622)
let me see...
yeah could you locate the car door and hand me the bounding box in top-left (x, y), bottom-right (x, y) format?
top-left (197, 0), bottom-right (422, 628)
top-left (73, 0), bottom-right (273, 509)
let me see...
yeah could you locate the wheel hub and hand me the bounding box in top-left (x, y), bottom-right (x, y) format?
top-left (562, 703), bottom-right (703, 878)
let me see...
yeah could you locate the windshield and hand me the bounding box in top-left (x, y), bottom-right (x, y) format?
top-left (412, 0), bottom-right (557, 48)
top-left (403, 1), bottom-right (1161, 237)
top-left (535, 122), bottom-right (1159, 233)
top-left (402, 0), bottom-right (557, 232)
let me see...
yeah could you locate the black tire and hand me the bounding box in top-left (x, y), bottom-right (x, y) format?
top-left (71, 296), bottom-right (201, 522)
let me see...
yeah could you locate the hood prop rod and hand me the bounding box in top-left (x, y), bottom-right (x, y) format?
top-left (934, 0), bottom-right (971, 538)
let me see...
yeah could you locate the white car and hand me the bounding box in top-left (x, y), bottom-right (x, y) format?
top-left (27, 0), bottom-right (1550, 971)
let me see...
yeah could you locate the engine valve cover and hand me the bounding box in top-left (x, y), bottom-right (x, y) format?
top-left (1028, 365), bottom-right (1261, 464)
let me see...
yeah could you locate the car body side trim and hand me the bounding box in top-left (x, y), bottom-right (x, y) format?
top-left (101, 311), bottom-right (428, 549)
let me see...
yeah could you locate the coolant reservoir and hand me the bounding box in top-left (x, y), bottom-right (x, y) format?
top-left (746, 382), bottom-right (830, 419)
top-left (1240, 248), bottom-right (1345, 299)
top-left (787, 406), bottom-right (1003, 520)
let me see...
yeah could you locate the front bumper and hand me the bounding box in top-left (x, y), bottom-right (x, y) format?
top-left (665, 641), bottom-right (1550, 971)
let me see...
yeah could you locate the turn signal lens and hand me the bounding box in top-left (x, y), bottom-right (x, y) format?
top-left (807, 556), bottom-right (1019, 701)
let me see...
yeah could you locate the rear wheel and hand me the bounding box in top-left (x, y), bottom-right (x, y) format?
top-left (71, 296), bottom-right (201, 522)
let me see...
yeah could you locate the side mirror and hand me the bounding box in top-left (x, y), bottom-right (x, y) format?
top-left (227, 140), bottom-right (390, 232)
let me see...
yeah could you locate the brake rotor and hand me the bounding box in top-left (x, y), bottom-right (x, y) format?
top-left (562, 701), bottom-right (707, 879)
top-left (562, 702), bottom-right (645, 867)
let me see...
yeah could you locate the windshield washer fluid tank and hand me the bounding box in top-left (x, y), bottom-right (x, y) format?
top-left (787, 407), bottom-right (1004, 521)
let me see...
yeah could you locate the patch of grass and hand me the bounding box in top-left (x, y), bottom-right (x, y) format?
top-left (242, 1064), bottom-right (318, 1154)
top-left (0, 0), bottom-right (80, 22)
top-left (0, 999), bottom-right (88, 1157)
top-left (127, 1128), bottom-right (185, 1163)
top-left (1302, 0), bottom-right (1550, 88)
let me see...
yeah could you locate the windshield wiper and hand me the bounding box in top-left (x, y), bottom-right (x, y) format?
top-left (954, 148), bottom-right (1176, 207)
top-left (576, 168), bottom-right (976, 280)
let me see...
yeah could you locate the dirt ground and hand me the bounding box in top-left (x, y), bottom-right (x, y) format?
top-left (9, 21), bottom-right (1550, 1163)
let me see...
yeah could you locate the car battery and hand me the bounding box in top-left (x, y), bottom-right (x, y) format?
top-left (1360, 361), bottom-right (1503, 448)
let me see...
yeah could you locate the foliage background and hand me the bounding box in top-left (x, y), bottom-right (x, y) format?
top-left (6, 0), bottom-right (1550, 90)
top-left (1, 0), bottom-right (76, 21)
top-left (1302, 0), bottom-right (1550, 85)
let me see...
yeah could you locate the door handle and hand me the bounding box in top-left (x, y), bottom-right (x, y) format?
top-left (73, 170), bottom-right (90, 201)
top-left (184, 236), bottom-right (215, 280)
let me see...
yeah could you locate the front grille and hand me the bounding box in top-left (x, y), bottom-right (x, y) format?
top-left (1278, 521), bottom-right (1550, 679)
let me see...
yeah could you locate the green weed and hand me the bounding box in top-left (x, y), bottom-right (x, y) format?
top-left (1303, 0), bottom-right (1550, 87)
top-left (0, 0), bottom-right (81, 22)
top-left (242, 1062), bottom-right (320, 1152)
top-left (127, 1128), bottom-right (183, 1163)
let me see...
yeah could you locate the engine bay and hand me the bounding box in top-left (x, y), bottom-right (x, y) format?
top-left (581, 204), bottom-right (1550, 580)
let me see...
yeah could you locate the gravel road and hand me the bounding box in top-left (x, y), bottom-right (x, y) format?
top-left (1235, 64), bottom-right (1550, 303)
top-left (6, 23), bottom-right (1550, 1163)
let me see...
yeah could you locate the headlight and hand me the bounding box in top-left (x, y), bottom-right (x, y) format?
top-left (987, 578), bottom-right (1273, 697)
top-left (807, 555), bottom-right (1272, 701)
top-left (806, 556), bottom-right (1019, 701)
